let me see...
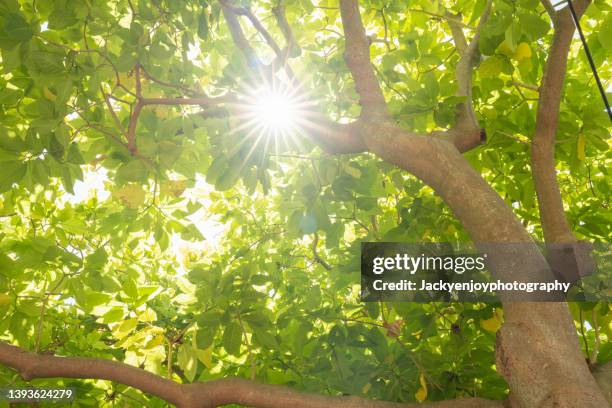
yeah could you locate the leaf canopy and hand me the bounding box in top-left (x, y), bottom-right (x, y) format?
top-left (0, 0), bottom-right (610, 406)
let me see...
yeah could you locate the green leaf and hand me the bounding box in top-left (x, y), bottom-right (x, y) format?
top-left (504, 22), bottom-right (520, 52)
top-left (599, 16), bottom-right (612, 51)
top-left (356, 196), bottom-right (378, 211)
top-left (479, 56), bottom-right (503, 78)
top-left (205, 157), bottom-right (227, 185)
top-left (102, 307), bottom-right (125, 324)
top-left (222, 322), bottom-right (242, 356)
top-left (0, 13), bottom-right (33, 48)
top-left (198, 310), bottom-right (223, 327)
top-left (0, 160), bottom-right (26, 193)
top-left (196, 325), bottom-right (217, 349)
top-left (177, 344), bottom-right (198, 382)
top-left (519, 13), bottom-right (550, 41)
top-left (61, 165), bottom-right (74, 194)
top-left (122, 278), bottom-right (138, 298)
top-left (48, 7), bottom-right (78, 29)
top-left (215, 166), bottom-right (241, 191)
top-left (85, 247), bottom-right (107, 270)
top-left (29, 51), bottom-right (65, 75)
top-left (252, 327), bottom-right (278, 349)
top-left (67, 143), bottom-right (85, 164)
top-left (116, 160), bottom-right (148, 183)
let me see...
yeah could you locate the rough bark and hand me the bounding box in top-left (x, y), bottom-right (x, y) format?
top-left (339, 0), bottom-right (389, 118)
top-left (593, 361), bottom-right (612, 404)
top-left (531, 0), bottom-right (590, 244)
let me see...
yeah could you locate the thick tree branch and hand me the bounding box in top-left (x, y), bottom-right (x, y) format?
top-left (446, 13), bottom-right (468, 55)
top-left (531, 0), bottom-right (591, 244)
top-left (125, 63), bottom-right (144, 154)
top-left (242, 8), bottom-right (283, 57)
top-left (221, 3), bottom-right (261, 68)
top-left (271, 4), bottom-right (300, 74)
top-left (191, 378), bottom-right (502, 408)
top-left (339, 0), bottom-right (388, 118)
top-left (220, 0), bottom-right (295, 77)
top-left (221, 0), bottom-right (284, 58)
top-left (301, 113), bottom-right (367, 154)
top-left (0, 341), bottom-right (187, 406)
top-left (272, 5), bottom-right (300, 56)
top-left (541, 0), bottom-right (557, 22)
top-left (0, 341), bottom-right (503, 408)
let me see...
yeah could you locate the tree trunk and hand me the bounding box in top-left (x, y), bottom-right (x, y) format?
top-left (357, 122), bottom-right (608, 407)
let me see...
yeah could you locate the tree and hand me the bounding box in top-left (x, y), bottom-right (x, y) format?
top-left (0, 0), bottom-right (610, 407)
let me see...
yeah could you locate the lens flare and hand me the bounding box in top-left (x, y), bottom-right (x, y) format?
top-left (226, 77), bottom-right (318, 168)
top-left (251, 87), bottom-right (299, 132)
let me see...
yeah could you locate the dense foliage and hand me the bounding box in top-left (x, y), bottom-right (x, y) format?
top-left (0, 0), bottom-right (609, 406)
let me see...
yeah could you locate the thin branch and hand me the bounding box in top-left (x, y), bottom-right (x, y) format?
top-left (411, 9), bottom-right (474, 29)
top-left (166, 338), bottom-right (174, 380)
top-left (436, 0), bottom-right (492, 153)
top-left (580, 309), bottom-right (590, 361)
top-left (127, 104), bottom-right (142, 155)
top-left (141, 96), bottom-right (235, 106)
top-left (80, 124), bottom-right (129, 150)
top-left (377, 8), bottom-right (392, 51)
top-left (100, 86), bottom-right (129, 141)
top-left (372, 65), bottom-right (409, 102)
top-left (456, 0), bottom-right (493, 123)
top-left (541, 0), bottom-right (557, 21)
top-left (140, 66), bottom-right (204, 97)
top-left (236, 312), bottom-right (257, 380)
top-left (223, 1), bottom-right (297, 76)
top-left (511, 81), bottom-right (539, 92)
top-left (591, 310), bottom-right (600, 364)
top-left (34, 286), bottom-right (48, 353)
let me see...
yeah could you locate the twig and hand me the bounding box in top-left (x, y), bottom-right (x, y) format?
top-left (579, 309), bottom-right (590, 361)
top-left (511, 81), bottom-right (539, 92)
top-left (540, 0), bottom-right (556, 21)
top-left (411, 8), bottom-right (474, 29)
top-left (311, 233), bottom-right (332, 270)
top-left (236, 312), bottom-right (257, 380)
top-left (591, 309), bottom-right (600, 364)
top-left (100, 86), bottom-right (129, 140)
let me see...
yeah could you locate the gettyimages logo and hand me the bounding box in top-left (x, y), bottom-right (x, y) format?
top-left (360, 242), bottom-right (611, 303)
top-left (371, 253), bottom-right (487, 275)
